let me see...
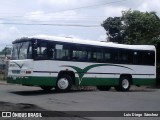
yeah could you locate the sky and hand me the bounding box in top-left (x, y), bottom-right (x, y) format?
top-left (0, 0), bottom-right (160, 50)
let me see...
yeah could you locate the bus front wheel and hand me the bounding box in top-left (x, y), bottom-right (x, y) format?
top-left (55, 74), bottom-right (72, 92)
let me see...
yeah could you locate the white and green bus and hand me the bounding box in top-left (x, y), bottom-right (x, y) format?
top-left (7, 35), bottom-right (156, 92)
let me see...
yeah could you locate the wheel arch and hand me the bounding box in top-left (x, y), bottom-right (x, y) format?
top-left (58, 70), bottom-right (76, 85)
top-left (120, 74), bottom-right (133, 84)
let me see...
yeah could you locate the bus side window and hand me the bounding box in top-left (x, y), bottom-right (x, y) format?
top-left (35, 42), bottom-right (48, 60)
top-left (96, 52), bottom-right (103, 62)
top-left (71, 45), bottom-right (89, 62)
top-left (119, 50), bottom-right (128, 64)
top-left (92, 52), bottom-right (97, 62)
top-left (48, 48), bottom-right (55, 59)
top-left (78, 51), bottom-right (88, 61)
top-left (72, 50), bottom-right (79, 60)
top-left (55, 44), bottom-right (70, 60)
top-left (27, 42), bottom-right (32, 59)
top-left (104, 53), bottom-right (111, 63)
top-left (133, 51), bottom-right (143, 65)
top-left (142, 51), bottom-right (155, 65)
top-left (112, 50), bottom-right (119, 63)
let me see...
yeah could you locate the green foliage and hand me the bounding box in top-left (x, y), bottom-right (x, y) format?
top-left (102, 17), bottom-right (125, 44)
top-left (102, 10), bottom-right (160, 45)
top-left (0, 47), bottom-right (11, 55)
top-left (122, 10), bottom-right (160, 44)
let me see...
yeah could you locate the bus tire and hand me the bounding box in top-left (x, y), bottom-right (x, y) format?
top-left (97, 86), bottom-right (111, 91)
top-left (115, 76), bottom-right (131, 92)
top-left (40, 86), bottom-right (53, 91)
top-left (55, 74), bottom-right (72, 92)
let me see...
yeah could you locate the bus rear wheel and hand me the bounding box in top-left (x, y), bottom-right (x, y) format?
top-left (55, 74), bottom-right (72, 92)
top-left (97, 86), bottom-right (111, 91)
top-left (115, 76), bottom-right (131, 92)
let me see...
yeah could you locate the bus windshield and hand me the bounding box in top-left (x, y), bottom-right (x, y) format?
top-left (11, 41), bottom-right (32, 60)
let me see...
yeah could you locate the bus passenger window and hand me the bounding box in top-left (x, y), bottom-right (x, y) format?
top-left (48, 48), bottom-right (55, 59)
top-left (97, 52), bottom-right (103, 62)
top-left (55, 44), bottom-right (70, 60)
top-left (78, 51), bottom-right (88, 61)
top-left (104, 53), bottom-right (110, 62)
top-left (35, 43), bottom-right (48, 60)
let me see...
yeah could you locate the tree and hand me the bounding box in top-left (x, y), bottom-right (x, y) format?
top-left (102, 17), bottom-right (125, 43)
top-left (102, 10), bottom-right (160, 45)
top-left (0, 47), bottom-right (11, 55)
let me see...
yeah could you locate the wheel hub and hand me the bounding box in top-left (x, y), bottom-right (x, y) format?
top-left (122, 79), bottom-right (129, 89)
top-left (58, 78), bottom-right (69, 90)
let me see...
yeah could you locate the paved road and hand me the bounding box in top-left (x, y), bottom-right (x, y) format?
top-left (0, 82), bottom-right (160, 120)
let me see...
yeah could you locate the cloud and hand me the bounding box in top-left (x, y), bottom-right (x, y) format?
top-left (39, 0), bottom-right (76, 6)
top-left (38, 0), bottom-right (101, 8)
top-left (0, 24), bottom-right (20, 50)
top-left (98, 35), bottom-right (107, 41)
top-left (24, 10), bottom-right (82, 22)
top-left (137, 0), bottom-right (160, 14)
top-left (104, 6), bottom-right (128, 17)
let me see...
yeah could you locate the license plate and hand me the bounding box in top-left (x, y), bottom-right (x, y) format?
top-left (12, 70), bottom-right (20, 74)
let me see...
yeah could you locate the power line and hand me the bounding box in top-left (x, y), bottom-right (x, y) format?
top-left (41, 0), bottom-right (128, 15)
top-left (0, 0), bottom-right (128, 19)
top-left (0, 16), bottom-right (105, 22)
top-left (0, 0), bottom-right (129, 26)
top-left (0, 22), bottom-right (100, 27)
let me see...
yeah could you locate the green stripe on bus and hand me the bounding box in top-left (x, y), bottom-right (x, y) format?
top-left (79, 78), bottom-right (119, 86)
top-left (7, 76), bottom-right (57, 86)
top-left (7, 77), bottom-right (119, 86)
top-left (7, 76), bottom-right (156, 86)
top-left (132, 78), bottom-right (156, 85)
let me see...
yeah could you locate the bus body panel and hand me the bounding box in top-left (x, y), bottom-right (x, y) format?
top-left (7, 60), bottom-right (156, 86)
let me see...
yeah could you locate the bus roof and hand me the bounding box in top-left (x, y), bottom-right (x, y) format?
top-left (15, 35), bottom-right (155, 51)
